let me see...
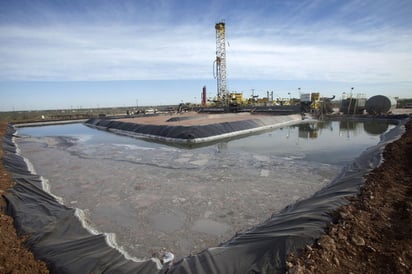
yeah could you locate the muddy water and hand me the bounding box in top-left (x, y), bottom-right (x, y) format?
top-left (15, 120), bottom-right (394, 260)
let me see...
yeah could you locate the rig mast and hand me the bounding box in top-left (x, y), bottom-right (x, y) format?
top-left (214, 21), bottom-right (227, 103)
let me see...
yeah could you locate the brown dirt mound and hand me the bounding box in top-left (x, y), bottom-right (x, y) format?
top-left (287, 118), bottom-right (412, 274)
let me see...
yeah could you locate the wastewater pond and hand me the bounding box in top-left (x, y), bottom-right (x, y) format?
top-left (15, 119), bottom-right (394, 260)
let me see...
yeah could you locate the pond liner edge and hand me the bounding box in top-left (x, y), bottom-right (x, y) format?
top-left (2, 116), bottom-right (409, 274)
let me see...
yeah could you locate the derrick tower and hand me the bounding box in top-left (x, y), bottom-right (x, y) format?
top-left (214, 21), bottom-right (227, 103)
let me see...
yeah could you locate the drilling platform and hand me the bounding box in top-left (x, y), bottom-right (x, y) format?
top-left (214, 21), bottom-right (227, 105)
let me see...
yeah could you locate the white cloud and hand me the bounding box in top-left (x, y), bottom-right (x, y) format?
top-left (0, 9), bottom-right (411, 84)
top-left (0, 23), bottom-right (215, 80)
top-left (226, 28), bottom-right (412, 83)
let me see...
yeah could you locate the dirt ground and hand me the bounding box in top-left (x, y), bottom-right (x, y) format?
top-left (0, 116), bottom-right (411, 273)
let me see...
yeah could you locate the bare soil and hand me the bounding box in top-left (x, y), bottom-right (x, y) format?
top-left (0, 117), bottom-right (411, 274)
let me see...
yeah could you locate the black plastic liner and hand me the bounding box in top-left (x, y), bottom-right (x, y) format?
top-left (84, 115), bottom-right (301, 143)
top-left (86, 117), bottom-right (263, 140)
top-left (2, 117), bottom-right (409, 274)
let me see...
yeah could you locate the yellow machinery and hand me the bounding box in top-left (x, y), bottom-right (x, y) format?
top-left (311, 93), bottom-right (321, 110)
top-left (229, 93), bottom-right (244, 105)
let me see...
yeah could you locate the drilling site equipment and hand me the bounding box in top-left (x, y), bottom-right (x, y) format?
top-left (213, 22), bottom-right (227, 105)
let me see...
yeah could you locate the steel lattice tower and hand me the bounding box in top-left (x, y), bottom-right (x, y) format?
top-left (214, 22), bottom-right (227, 102)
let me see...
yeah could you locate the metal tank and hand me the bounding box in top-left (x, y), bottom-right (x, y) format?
top-left (365, 95), bottom-right (397, 115)
top-left (340, 98), bottom-right (366, 114)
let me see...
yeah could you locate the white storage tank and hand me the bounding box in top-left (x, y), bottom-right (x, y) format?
top-left (365, 95), bottom-right (397, 115)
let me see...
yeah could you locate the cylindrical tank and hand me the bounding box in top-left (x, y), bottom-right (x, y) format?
top-left (340, 98), bottom-right (366, 114)
top-left (365, 95), bottom-right (397, 115)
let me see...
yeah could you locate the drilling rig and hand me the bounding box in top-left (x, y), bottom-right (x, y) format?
top-left (213, 21), bottom-right (227, 106)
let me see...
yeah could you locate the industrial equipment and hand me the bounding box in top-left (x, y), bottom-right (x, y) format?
top-left (340, 93), bottom-right (366, 114)
top-left (300, 92), bottom-right (335, 114)
top-left (365, 95), bottom-right (397, 115)
top-left (213, 22), bottom-right (227, 105)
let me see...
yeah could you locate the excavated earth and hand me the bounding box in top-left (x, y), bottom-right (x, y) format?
top-left (0, 116), bottom-right (411, 273)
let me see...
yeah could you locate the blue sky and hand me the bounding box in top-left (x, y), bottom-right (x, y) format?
top-left (1, 0), bottom-right (411, 111)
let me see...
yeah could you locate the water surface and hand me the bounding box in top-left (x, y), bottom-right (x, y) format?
top-left (16, 119), bottom-right (393, 259)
